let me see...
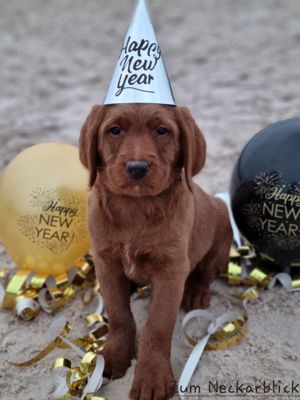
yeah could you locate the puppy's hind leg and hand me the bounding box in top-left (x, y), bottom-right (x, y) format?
top-left (182, 237), bottom-right (231, 312)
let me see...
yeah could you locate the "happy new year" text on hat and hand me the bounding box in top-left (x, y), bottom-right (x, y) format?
top-left (103, 0), bottom-right (176, 106)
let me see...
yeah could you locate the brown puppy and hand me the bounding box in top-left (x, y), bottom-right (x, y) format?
top-left (79, 104), bottom-right (232, 400)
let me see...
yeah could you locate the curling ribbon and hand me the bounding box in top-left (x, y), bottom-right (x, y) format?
top-left (178, 287), bottom-right (261, 398)
top-left (225, 244), bottom-right (300, 291)
top-left (52, 314), bottom-right (107, 400)
top-left (6, 295), bottom-right (108, 399)
top-left (216, 192), bottom-right (241, 247)
top-left (217, 192), bottom-right (300, 290)
top-left (52, 351), bottom-right (104, 399)
top-left (9, 295), bottom-right (108, 367)
top-left (269, 272), bottom-right (300, 292)
top-left (0, 283), bottom-right (5, 305)
top-left (178, 303), bottom-right (248, 398)
top-left (0, 256), bottom-right (98, 320)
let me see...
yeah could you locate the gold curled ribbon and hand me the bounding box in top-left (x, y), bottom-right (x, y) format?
top-left (178, 306), bottom-right (249, 398)
top-left (7, 294), bottom-right (108, 399)
top-left (0, 267), bottom-right (10, 282)
top-left (10, 317), bottom-right (108, 368)
top-left (0, 260), bottom-right (109, 398)
top-left (15, 297), bottom-right (40, 321)
top-left (53, 351), bottom-right (104, 399)
top-left (178, 282), bottom-right (262, 399)
top-left (0, 256), bottom-right (99, 320)
top-left (9, 321), bottom-right (72, 367)
top-left (86, 397), bottom-right (106, 400)
top-left (292, 278), bottom-right (300, 289)
top-left (182, 297), bottom-right (249, 352)
top-left (2, 270), bottom-right (31, 308)
top-left (207, 314), bottom-right (248, 351)
top-left (226, 244), bottom-right (300, 289)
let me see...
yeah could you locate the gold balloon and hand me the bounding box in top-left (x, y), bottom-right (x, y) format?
top-left (0, 143), bottom-right (90, 276)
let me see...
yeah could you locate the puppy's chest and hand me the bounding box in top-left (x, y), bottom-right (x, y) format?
top-left (120, 243), bottom-right (150, 284)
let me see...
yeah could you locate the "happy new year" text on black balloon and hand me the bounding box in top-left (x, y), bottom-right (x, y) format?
top-left (231, 118), bottom-right (300, 269)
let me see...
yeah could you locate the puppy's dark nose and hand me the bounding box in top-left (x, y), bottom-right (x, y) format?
top-left (126, 160), bottom-right (149, 181)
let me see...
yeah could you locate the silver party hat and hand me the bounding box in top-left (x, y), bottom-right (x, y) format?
top-left (103, 0), bottom-right (175, 105)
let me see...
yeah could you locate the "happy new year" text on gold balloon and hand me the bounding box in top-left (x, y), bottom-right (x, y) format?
top-left (0, 143), bottom-right (90, 276)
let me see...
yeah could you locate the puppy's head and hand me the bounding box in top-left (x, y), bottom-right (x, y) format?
top-left (79, 104), bottom-right (206, 196)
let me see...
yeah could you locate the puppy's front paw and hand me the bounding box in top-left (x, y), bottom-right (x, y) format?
top-left (101, 336), bottom-right (135, 379)
top-left (129, 360), bottom-right (175, 400)
top-left (182, 285), bottom-right (211, 311)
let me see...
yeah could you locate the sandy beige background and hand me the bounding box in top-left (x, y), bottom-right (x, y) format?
top-left (0, 0), bottom-right (300, 399)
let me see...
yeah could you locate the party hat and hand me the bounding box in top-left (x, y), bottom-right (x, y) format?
top-left (104, 0), bottom-right (175, 106)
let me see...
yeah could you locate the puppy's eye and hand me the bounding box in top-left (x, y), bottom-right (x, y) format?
top-left (109, 127), bottom-right (122, 136)
top-left (155, 127), bottom-right (169, 136)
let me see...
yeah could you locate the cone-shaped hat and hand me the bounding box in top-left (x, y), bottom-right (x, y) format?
top-left (104, 0), bottom-right (175, 106)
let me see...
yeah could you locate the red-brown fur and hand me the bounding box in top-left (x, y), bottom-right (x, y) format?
top-left (79, 104), bottom-right (232, 400)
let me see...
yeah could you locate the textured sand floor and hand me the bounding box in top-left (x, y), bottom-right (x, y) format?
top-left (0, 0), bottom-right (300, 399)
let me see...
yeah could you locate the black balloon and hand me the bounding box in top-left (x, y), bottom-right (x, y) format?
top-left (231, 118), bottom-right (300, 269)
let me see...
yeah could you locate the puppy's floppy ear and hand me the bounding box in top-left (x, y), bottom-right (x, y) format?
top-left (176, 106), bottom-right (206, 191)
top-left (79, 105), bottom-right (106, 188)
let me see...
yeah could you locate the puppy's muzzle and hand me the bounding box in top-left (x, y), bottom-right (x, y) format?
top-left (126, 160), bottom-right (149, 181)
